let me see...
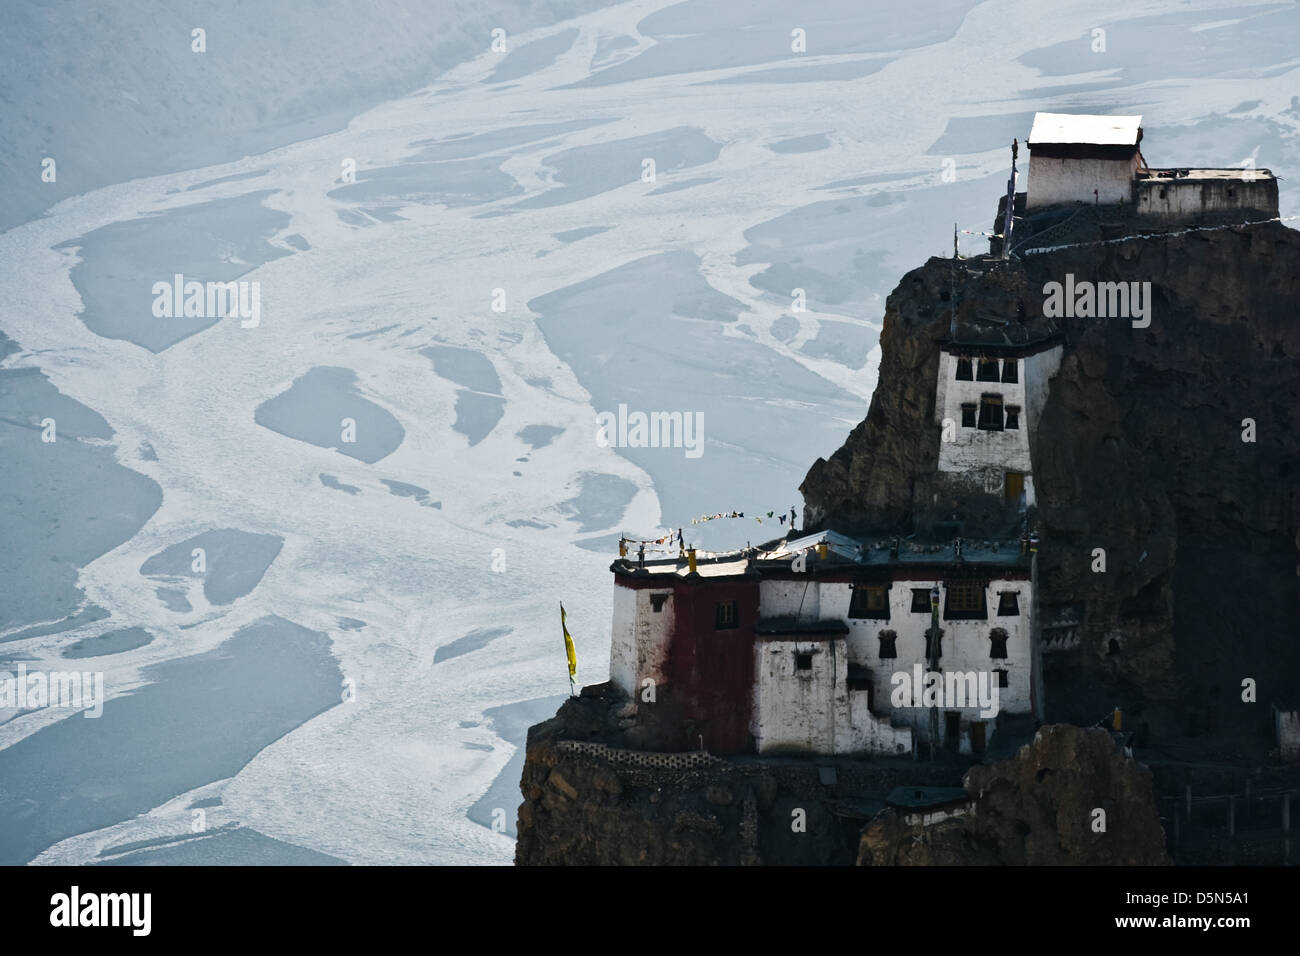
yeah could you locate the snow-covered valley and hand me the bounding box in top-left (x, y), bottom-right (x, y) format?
top-left (1, 0), bottom-right (1298, 864)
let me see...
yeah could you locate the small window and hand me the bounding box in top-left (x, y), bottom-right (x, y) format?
top-left (944, 582), bottom-right (987, 620)
top-left (977, 359), bottom-right (1000, 382)
top-left (955, 357), bottom-right (973, 380)
top-left (1001, 359), bottom-right (1018, 383)
top-left (847, 663), bottom-right (871, 691)
top-left (995, 668), bottom-right (1009, 688)
top-left (715, 600), bottom-right (738, 630)
top-left (795, 652), bottom-right (813, 671)
top-left (978, 394), bottom-right (1003, 430)
top-left (878, 630), bottom-right (897, 659)
top-left (910, 588), bottom-right (932, 613)
top-left (849, 584), bottom-right (890, 620)
top-left (997, 592), bottom-right (1019, 616)
top-left (960, 403), bottom-right (977, 428)
top-left (989, 627), bottom-right (1009, 659)
top-left (649, 593), bottom-right (670, 612)
top-left (925, 630), bottom-right (943, 660)
top-left (1004, 406), bottom-right (1020, 429)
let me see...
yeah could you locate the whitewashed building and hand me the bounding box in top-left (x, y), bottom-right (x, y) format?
top-left (933, 336), bottom-right (1064, 509)
top-left (1025, 111), bottom-right (1278, 219)
top-left (605, 531), bottom-right (1041, 758)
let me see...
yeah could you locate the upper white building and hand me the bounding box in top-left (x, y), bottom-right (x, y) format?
top-left (1024, 111), bottom-right (1278, 219)
top-left (1026, 113), bottom-right (1144, 209)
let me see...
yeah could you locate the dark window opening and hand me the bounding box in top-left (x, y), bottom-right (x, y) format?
top-left (1004, 406), bottom-right (1020, 429)
top-left (977, 359), bottom-right (1000, 382)
top-left (997, 591), bottom-right (1019, 616)
top-left (878, 629), bottom-right (898, 659)
top-left (989, 627), bottom-right (1009, 659)
top-left (960, 403), bottom-right (977, 428)
top-left (649, 593), bottom-right (670, 612)
top-left (850, 584), bottom-right (890, 620)
top-left (795, 652), bottom-right (813, 671)
top-left (978, 394), bottom-right (1003, 430)
top-left (955, 357), bottom-right (973, 380)
top-left (1001, 359), bottom-right (1018, 383)
top-left (715, 600), bottom-right (739, 630)
top-left (944, 711), bottom-right (960, 750)
top-left (995, 668), bottom-right (1009, 688)
top-left (1107, 637), bottom-right (1121, 657)
top-left (944, 583), bottom-right (987, 620)
top-left (847, 664), bottom-right (871, 691)
top-left (911, 588), bottom-right (932, 613)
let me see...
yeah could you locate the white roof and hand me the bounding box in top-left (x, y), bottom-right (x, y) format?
top-left (1028, 112), bottom-right (1141, 147)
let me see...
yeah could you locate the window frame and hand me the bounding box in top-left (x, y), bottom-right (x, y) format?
top-left (714, 599), bottom-right (739, 630)
top-left (849, 583), bottom-right (891, 620)
top-left (955, 356), bottom-right (973, 381)
top-left (943, 581), bottom-right (988, 620)
top-left (977, 394), bottom-right (1004, 431)
top-left (1001, 359), bottom-right (1019, 383)
top-left (976, 358), bottom-right (1001, 382)
top-left (960, 403), bottom-right (977, 428)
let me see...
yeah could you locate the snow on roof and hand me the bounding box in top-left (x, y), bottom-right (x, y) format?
top-left (1028, 112), bottom-right (1142, 147)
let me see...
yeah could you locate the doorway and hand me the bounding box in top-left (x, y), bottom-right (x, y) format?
top-left (1004, 471), bottom-right (1025, 505)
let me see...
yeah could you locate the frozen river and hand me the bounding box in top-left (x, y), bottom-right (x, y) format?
top-left (1, 0), bottom-right (1297, 864)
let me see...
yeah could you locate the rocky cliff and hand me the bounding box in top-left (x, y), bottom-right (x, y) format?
top-left (514, 687), bottom-right (1169, 865)
top-left (802, 213), bottom-right (1300, 750)
top-left (515, 207), bottom-right (1300, 866)
top-left (859, 725), bottom-right (1169, 865)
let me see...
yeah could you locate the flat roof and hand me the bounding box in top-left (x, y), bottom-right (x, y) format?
top-left (1138, 167), bottom-right (1275, 182)
top-left (1029, 112), bottom-right (1141, 147)
top-left (613, 531), bottom-right (1032, 582)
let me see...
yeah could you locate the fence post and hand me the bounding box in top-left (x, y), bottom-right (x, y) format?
top-left (1185, 784), bottom-right (1193, 822)
top-left (1227, 796), bottom-right (1235, 838)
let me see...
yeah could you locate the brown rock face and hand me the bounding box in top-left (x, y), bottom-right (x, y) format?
top-left (514, 688), bottom-right (966, 865)
top-left (801, 220), bottom-right (1300, 748)
top-left (858, 725), bottom-right (1170, 865)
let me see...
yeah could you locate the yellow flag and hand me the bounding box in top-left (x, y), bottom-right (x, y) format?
top-left (560, 602), bottom-right (578, 690)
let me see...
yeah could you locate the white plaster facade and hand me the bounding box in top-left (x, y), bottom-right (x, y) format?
top-left (608, 563), bottom-right (1036, 758)
top-left (750, 635), bottom-right (912, 756)
top-left (933, 346), bottom-right (1063, 506)
top-left (1135, 173), bottom-right (1279, 220)
top-left (756, 574), bottom-right (1035, 756)
top-left (1026, 153), bottom-right (1141, 208)
top-left (608, 581), bottom-right (673, 698)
